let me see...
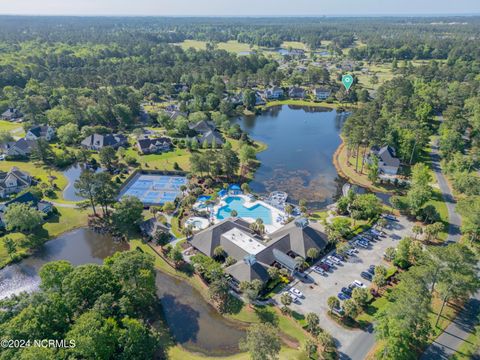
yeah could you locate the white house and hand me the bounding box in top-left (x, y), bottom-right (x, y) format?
top-left (265, 86), bottom-right (284, 100)
top-left (0, 167), bottom-right (32, 198)
top-left (313, 87), bottom-right (332, 101)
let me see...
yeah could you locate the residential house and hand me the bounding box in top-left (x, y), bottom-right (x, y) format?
top-left (313, 87), bottom-right (332, 101)
top-left (25, 125), bottom-right (55, 141)
top-left (190, 217), bottom-right (328, 286)
top-left (265, 86), bottom-right (284, 100)
top-left (188, 120), bottom-right (224, 147)
top-left (2, 138), bottom-right (37, 157)
top-left (136, 136), bottom-right (172, 154)
top-left (1, 108), bottom-right (23, 121)
top-left (255, 91), bottom-right (266, 105)
top-left (288, 87), bottom-right (306, 99)
top-left (139, 217), bottom-right (170, 239)
top-left (369, 145), bottom-right (401, 175)
top-left (81, 133), bottom-right (127, 151)
top-left (0, 192), bottom-right (53, 228)
top-left (0, 167), bottom-right (32, 198)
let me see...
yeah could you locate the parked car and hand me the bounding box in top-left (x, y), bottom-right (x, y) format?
top-left (290, 287), bottom-right (304, 298)
top-left (338, 292), bottom-right (350, 300)
top-left (355, 240), bottom-right (368, 248)
top-left (346, 249), bottom-right (357, 256)
top-left (332, 306), bottom-right (345, 316)
top-left (361, 271), bottom-right (373, 281)
top-left (0, 154), bottom-right (5, 161)
top-left (313, 266), bottom-right (326, 275)
top-left (341, 287), bottom-right (352, 296)
top-left (383, 214), bottom-right (397, 221)
top-left (328, 256), bottom-right (341, 265)
top-left (318, 262), bottom-right (330, 271)
top-left (324, 259), bottom-right (335, 267)
top-left (352, 280), bottom-right (367, 288)
top-left (283, 291), bottom-right (299, 303)
top-left (368, 265), bottom-right (376, 274)
top-left (333, 253), bottom-right (345, 261)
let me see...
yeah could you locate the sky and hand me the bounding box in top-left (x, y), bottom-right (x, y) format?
top-left (0, 0), bottom-right (479, 16)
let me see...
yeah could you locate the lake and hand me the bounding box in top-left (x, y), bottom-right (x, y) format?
top-left (235, 105), bottom-right (347, 208)
top-left (0, 229), bottom-right (245, 356)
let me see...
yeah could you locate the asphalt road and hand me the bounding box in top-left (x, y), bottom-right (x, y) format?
top-left (421, 291), bottom-right (480, 360)
top-left (429, 122), bottom-right (462, 243)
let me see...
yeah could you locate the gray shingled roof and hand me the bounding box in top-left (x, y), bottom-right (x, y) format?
top-left (225, 259), bottom-right (270, 283)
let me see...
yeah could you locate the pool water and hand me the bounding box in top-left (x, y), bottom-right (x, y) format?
top-left (216, 197), bottom-right (272, 224)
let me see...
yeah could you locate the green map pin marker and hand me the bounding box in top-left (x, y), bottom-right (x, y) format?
top-left (342, 74), bottom-right (354, 91)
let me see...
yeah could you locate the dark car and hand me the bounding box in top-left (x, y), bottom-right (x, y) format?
top-left (368, 265), bottom-right (376, 275)
top-left (341, 287), bottom-right (352, 296)
top-left (361, 271), bottom-right (373, 281)
top-left (319, 263), bottom-right (330, 271)
top-left (334, 253), bottom-right (346, 261)
top-left (338, 292), bottom-right (350, 301)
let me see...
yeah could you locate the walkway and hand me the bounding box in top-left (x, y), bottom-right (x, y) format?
top-left (429, 134), bottom-right (462, 243)
top-left (421, 292), bottom-right (480, 360)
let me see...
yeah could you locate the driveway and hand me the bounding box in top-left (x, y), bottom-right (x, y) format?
top-left (429, 120), bottom-right (462, 243)
top-left (273, 216), bottom-right (414, 360)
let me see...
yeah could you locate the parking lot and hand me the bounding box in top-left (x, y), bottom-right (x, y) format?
top-left (273, 215), bottom-right (414, 354)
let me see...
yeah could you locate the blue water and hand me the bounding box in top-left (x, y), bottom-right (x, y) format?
top-left (216, 196), bottom-right (272, 224)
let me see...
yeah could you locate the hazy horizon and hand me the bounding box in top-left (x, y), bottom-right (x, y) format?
top-left (0, 0), bottom-right (479, 17)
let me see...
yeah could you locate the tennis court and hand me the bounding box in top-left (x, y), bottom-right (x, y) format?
top-left (119, 173), bottom-right (187, 205)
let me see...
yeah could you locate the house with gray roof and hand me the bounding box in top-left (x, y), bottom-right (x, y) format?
top-left (81, 133), bottom-right (127, 151)
top-left (313, 87), bottom-right (332, 101)
top-left (26, 125), bottom-right (55, 141)
top-left (0, 167), bottom-right (33, 198)
top-left (189, 217), bottom-right (328, 285)
top-left (2, 138), bottom-right (37, 157)
top-left (136, 137), bottom-right (172, 154)
top-left (0, 191), bottom-right (52, 228)
top-left (189, 120), bottom-right (224, 147)
top-left (288, 87), bottom-right (306, 99)
top-left (139, 217), bottom-right (170, 239)
top-left (370, 145), bottom-right (401, 175)
top-left (1, 108), bottom-right (23, 121)
top-left (265, 86), bottom-right (284, 100)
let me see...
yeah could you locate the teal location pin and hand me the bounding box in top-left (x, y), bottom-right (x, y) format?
top-left (342, 74), bottom-right (354, 91)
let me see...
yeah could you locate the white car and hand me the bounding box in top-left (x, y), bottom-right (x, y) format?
top-left (346, 249), bottom-right (356, 256)
top-left (324, 259), bottom-right (335, 267)
top-left (328, 255), bottom-right (341, 265)
top-left (283, 291), bottom-right (299, 303)
top-left (352, 280), bottom-right (367, 288)
top-left (313, 266), bottom-right (326, 275)
top-left (289, 287), bottom-right (304, 298)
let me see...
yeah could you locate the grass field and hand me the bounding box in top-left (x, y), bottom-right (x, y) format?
top-left (0, 160), bottom-right (69, 201)
top-left (0, 120), bottom-right (23, 133)
top-left (0, 207), bottom-right (89, 268)
top-left (175, 40), bottom-right (253, 54)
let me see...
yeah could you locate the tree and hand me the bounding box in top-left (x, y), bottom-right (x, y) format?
top-left (327, 296), bottom-right (340, 312)
top-left (317, 330), bottom-right (335, 354)
top-left (99, 146), bottom-right (118, 171)
top-left (343, 299), bottom-right (359, 318)
top-left (230, 209), bottom-right (238, 217)
top-left (284, 204), bottom-right (293, 215)
top-left (57, 123), bottom-right (80, 145)
top-left (243, 90), bottom-right (257, 110)
top-left (208, 276), bottom-right (232, 314)
top-left (424, 222), bottom-right (443, 242)
top-left (4, 202), bottom-right (44, 233)
top-left (305, 312), bottom-right (320, 335)
top-left (280, 292), bottom-right (292, 307)
top-left (456, 196), bottom-right (480, 243)
top-left (412, 225), bottom-right (423, 240)
top-left (152, 230), bottom-right (170, 246)
top-left (373, 265), bottom-right (388, 288)
top-left (351, 287), bottom-right (369, 308)
top-left (367, 155), bottom-right (379, 182)
top-left (394, 237), bottom-right (413, 269)
top-left (39, 260), bottom-right (74, 292)
top-left (239, 323), bottom-right (281, 360)
top-left (3, 236), bottom-right (16, 259)
top-left (213, 245), bottom-right (226, 260)
top-left (31, 138), bottom-right (55, 164)
top-left (239, 280), bottom-right (263, 305)
top-left (384, 247), bottom-right (396, 262)
top-left (306, 247), bottom-right (320, 261)
top-left (167, 244), bottom-right (184, 268)
top-left (111, 196), bottom-right (144, 235)
top-left (162, 201), bottom-right (175, 214)
top-left (117, 317), bottom-right (160, 360)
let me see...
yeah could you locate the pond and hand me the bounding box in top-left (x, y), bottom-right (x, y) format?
top-left (0, 229), bottom-right (245, 356)
top-left (62, 164), bottom-right (102, 201)
top-left (235, 105), bottom-right (347, 208)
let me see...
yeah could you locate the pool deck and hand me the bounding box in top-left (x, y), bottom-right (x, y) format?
top-left (211, 194), bottom-right (285, 233)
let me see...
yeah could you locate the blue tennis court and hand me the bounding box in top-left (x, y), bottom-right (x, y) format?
top-left (119, 174), bottom-right (187, 205)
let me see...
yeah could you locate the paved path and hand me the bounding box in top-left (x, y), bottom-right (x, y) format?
top-left (421, 291), bottom-right (480, 360)
top-left (429, 135), bottom-right (462, 243)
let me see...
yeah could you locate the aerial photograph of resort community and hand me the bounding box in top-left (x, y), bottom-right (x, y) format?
top-left (0, 1), bottom-right (480, 360)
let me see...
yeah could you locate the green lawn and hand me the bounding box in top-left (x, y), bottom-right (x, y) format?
top-left (174, 40), bottom-right (253, 54)
top-left (0, 207), bottom-right (89, 268)
top-left (0, 120), bottom-right (23, 133)
top-left (0, 160), bottom-right (69, 201)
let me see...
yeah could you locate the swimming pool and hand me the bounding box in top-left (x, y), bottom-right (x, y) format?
top-left (216, 196), bottom-right (272, 224)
